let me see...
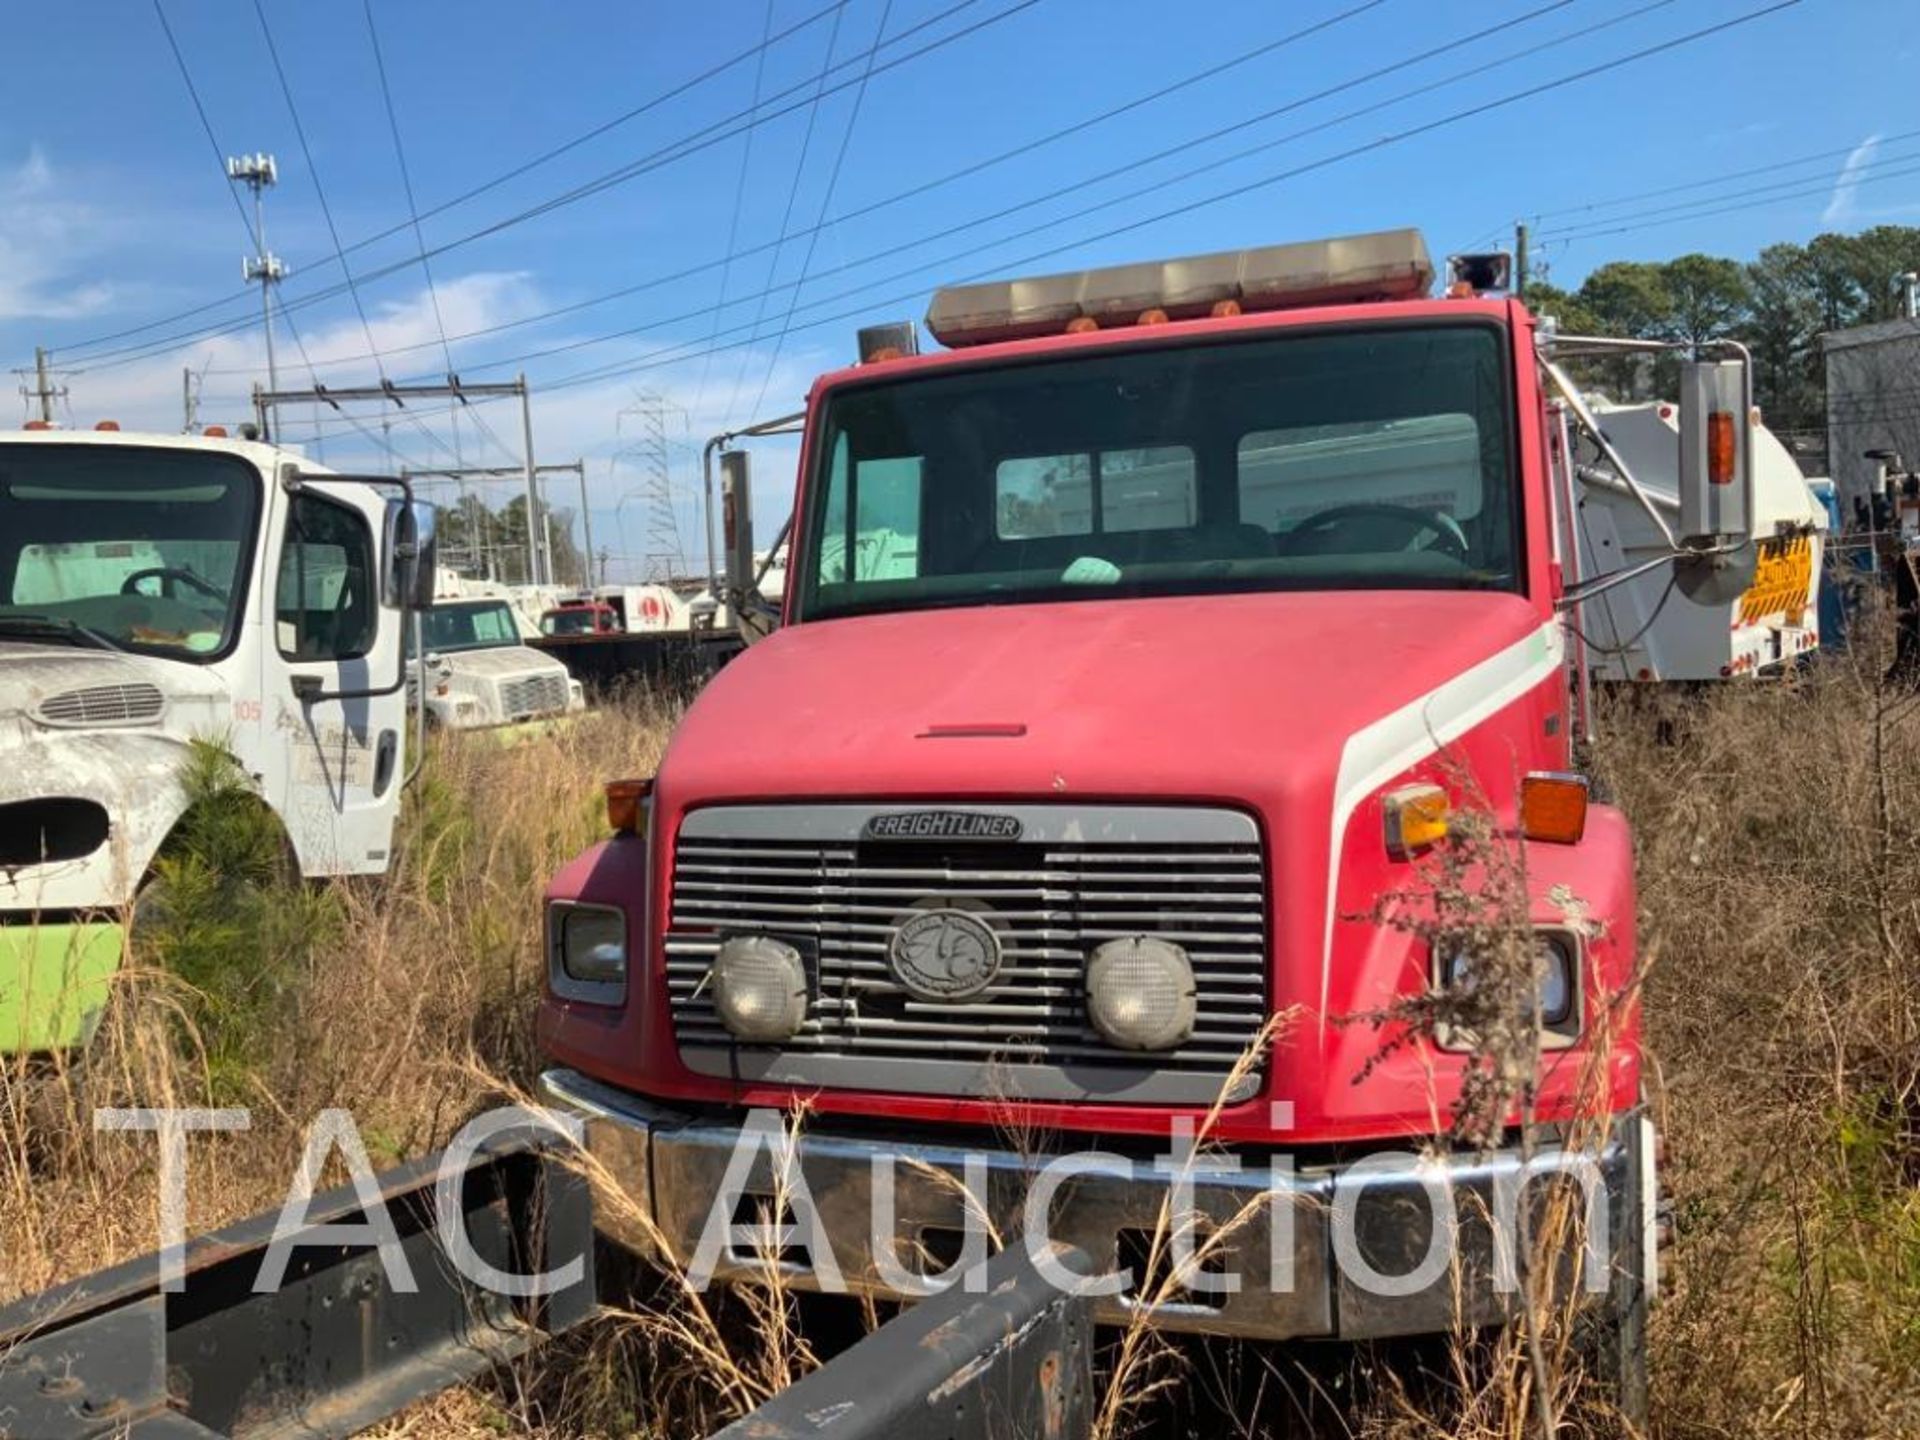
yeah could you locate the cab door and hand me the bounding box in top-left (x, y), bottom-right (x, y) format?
top-left (267, 481), bottom-right (405, 877)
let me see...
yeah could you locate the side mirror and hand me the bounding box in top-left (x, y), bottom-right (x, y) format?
top-left (720, 450), bottom-right (754, 610)
top-left (1675, 358), bottom-right (1758, 603)
top-left (383, 498), bottom-right (438, 611)
top-left (1677, 360), bottom-right (1752, 549)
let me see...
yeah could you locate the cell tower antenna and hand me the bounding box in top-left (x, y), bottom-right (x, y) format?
top-left (226, 152), bottom-right (286, 397)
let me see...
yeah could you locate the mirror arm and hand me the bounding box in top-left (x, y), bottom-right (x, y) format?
top-left (1539, 358), bottom-right (1679, 550)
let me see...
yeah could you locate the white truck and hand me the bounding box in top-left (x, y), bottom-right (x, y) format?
top-left (0, 424), bottom-right (436, 1053)
top-left (411, 597), bottom-right (584, 730)
top-left (1564, 393), bottom-right (1824, 680)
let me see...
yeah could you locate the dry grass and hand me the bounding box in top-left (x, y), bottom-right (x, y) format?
top-left (3, 629), bottom-right (1918, 1437)
top-left (0, 691), bottom-right (675, 1308)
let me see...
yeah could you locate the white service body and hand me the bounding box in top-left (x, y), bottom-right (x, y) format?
top-left (1573, 399), bottom-right (1824, 681)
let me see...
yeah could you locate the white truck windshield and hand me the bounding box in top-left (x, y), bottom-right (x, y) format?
top-left (798, 323), bottom-right (1518, 621)
top-left (0, 444), bottom-right (259, 658)
top-left (414, 600), bottom-right (521, 654)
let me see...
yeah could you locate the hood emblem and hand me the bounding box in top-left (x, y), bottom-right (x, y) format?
top-left (887, 908), bottom-right (1003, 1002)
top-left (863, 810), bottom-right (1023, 842)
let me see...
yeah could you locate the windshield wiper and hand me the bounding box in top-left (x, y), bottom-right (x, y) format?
top-left (0, 614), bottom-right (127, 653)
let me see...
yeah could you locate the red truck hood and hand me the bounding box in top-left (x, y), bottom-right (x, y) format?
top-left (662, 589), bottom-right (1549, 807)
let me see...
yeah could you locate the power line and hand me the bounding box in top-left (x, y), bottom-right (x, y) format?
top-left (741, 0), bottom-right (896, 423)
top-left (146, 0), bottom-right (1595, 386)
top-left (1530, 125), bottom-right (1920, 231)
top-left (254, 0), bottom-right (464, 470)
top-left (689, 0), bottom-right (782, 427)
top-left (718, 0), bottom-right (852, 424)
top-left (363, 0), bottom-right (518, 470)
top-left (150, 0), bottom-right (427, 468)
top-left (1538, 152), bottom-right (1920, 244)
top-left (528, 0), bottom-right (1804, 396)
top-left (51, 0), bottom-right (1032, 367)
top-left (178, 0), bottom-right (1400, 385)
top-left (51, 0), bottom-right (863, 357)
top-left (400, 0), bottom-right (1689, 387)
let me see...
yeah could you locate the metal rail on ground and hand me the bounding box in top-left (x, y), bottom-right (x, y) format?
top-left (0, 1134), bottom-right (1094, 1439)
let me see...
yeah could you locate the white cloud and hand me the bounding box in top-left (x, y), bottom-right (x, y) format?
top-left (0, 146), bottom-right (116, 322)
top-left (1822, 132), bottom-right (1881, 229)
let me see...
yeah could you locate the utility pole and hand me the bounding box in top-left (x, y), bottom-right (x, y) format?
top-left (227, 153), bottom-right (286, 405)
top-left (14, 347), bottom-right (65, 423)
top-left (1514, 221), bottom-right (1531, 302)
top-left (516, 373), bottom-right (545, 586)
top-left (182, 367), bottom-right (199, 433)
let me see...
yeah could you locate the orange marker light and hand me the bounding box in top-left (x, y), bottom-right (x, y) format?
top-left (1065, 315), bottom-right (1100, 334)
top-left (1210, 299), bottom-right (1243, 318)
top-left (23, 419), bottom-right (51, 431)
top-left (1137, 307), bottom-right (1169, 326)
top-left (1520, 772), bottom-right (1589, 844)
top-left (95, 420), bottom-right (121, 432)
top-left (1707, 411), bottom-right (1735, 485)
top-left (606, 777), bottom-right (654, 834)
top-left (203, 424), bottom-right (229, 437)
top-left (1384, 783), bottom-right (1450, 857)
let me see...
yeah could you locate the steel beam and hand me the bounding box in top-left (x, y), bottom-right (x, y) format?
top-left (0, 1127), bottom-right (594, 1438)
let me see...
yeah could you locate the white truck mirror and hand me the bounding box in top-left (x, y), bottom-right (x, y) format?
top-left (1677, 360), bottom-right (1752, 549)
top-left (384, 499), bottom-right (438, 611)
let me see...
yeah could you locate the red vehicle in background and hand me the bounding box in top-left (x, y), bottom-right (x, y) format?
top-left (539, 598), bottom-right (622, 636)
top-left (538, 231), bottom-right (1758, 1420)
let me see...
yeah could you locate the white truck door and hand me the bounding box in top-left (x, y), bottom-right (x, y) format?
top-left (267, 481), bottom-right (406, 877)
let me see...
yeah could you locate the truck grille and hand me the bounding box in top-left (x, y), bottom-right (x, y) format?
top-left (663, 805), bottom-right (1268, 1105)
top-left (499, 673), bottom-right (568, 720)
top-left (36, 683), bottom-right (165, 727)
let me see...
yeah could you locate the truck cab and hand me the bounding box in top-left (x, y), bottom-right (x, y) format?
top-left (415, 597), bottom-right (585, 728)
top-left (539, 598), bottom-right (623, 636)
top-left (0, 426), bottom-right (433, 1051)
top-left (537, 233), bottom-right (1715, 1411)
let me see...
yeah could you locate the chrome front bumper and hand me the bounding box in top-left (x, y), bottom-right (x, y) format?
top-left (541, 1068), bottom-right (1637, 1342)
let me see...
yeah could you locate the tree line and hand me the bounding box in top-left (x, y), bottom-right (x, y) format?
top-left (433, 491), bottom-right (589, 587)
top-left (1528, 224), bottom-right (1920, 431)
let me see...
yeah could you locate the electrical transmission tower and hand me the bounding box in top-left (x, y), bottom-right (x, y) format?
top-left (620, 392), bottom-right (687, 582)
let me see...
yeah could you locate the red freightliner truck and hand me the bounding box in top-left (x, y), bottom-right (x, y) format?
top-left (538, 231), bottom-right (1761, 1416)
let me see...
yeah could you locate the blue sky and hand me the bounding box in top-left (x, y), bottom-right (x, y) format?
top-left (2, 0), bottom-right (1913, 580)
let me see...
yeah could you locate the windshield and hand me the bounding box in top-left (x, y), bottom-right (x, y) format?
top-left (541, 608), bottom-right (601, 635)
top-left (0, 443), bottom-right (260, 658)
top-left (797, 323), bottom-right (1518, 622)
top-left (412, 600), bottom-right (522, 654)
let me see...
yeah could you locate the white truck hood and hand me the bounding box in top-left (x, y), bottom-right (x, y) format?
top-left (440, 644), bottom-right (566, 680)
top-left (0, 642), bottom-right (228, 724)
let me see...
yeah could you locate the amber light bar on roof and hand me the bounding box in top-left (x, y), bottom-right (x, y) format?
top-left (924, 228), bottom-right (1435, 349)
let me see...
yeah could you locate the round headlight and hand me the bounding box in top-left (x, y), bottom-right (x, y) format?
top-left (1086, 937), bottom-right (1196, 1052)
top-left (712, 936), bottom-right (809, 1043)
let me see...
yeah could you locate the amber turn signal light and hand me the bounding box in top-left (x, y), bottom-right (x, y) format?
top-left (1384, 783), bottom-right (1450, 857)
top-left (606, 777), bottom-right (654, 834)
top-left (1520, 772), bottom-right (1589, 844)
top-left (1707, 411), bottom-right (1736, 485)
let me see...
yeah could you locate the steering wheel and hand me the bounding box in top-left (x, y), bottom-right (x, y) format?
top-left (1282, 502), bottom-right (1470, 560)
top-left (120, 567), bottom-right (229, 603)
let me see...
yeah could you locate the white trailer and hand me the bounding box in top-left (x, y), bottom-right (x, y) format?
top-left (0, 425), bottom-right (436, 1052)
